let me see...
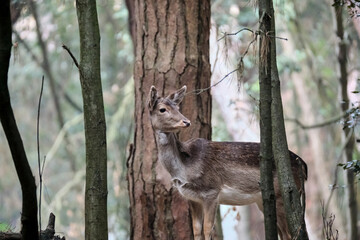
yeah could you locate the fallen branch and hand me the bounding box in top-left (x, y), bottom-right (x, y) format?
top-left (0, 213), bottom-right (65, 240)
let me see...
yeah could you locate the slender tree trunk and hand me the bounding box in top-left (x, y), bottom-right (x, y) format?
top-left (284, 8), bottom-right (347, 235)
top-left (127, 0), bottom-right (212, 239)
top-left (334, 4), bottom-right (358, 240)
top-left (75, 1), bottom-right (108, 239)
top-left (27, 0), bottom-right (65, 129)
top-left (0, 1), bottom-right (39, 239)
top-left (258, 0), bottom-right (309, 238)
top-left (27, 0), bottom-right (80, 174)
top-left (125, 0), bottom-right (135, 48)
top-left (258, 1), bottom-right (278, 239)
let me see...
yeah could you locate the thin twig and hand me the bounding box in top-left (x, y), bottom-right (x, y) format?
top-left (242, 34), bottom-right (258, 59)
top-left (13, 30), bottom-right (42, 66)
top-left (285, 108), bottom-right (356, 129)
top-left (259, 11), bottom-right (266, 25)
top-left (268, 35), bottom-right (288, 41)
top-left (217, 17), bottom-right (288, 42)
top-left (190, 28), bottom-right (259, 95)
top-left (37, 76), bottom-right (45, 231)
top-left (28, 0), bottom-right (65, 128)
top-left (62, 44), bottom-right (80, 69)
top-left (321, 201), bottom-right (339, 240)
top-left (324, 127), bottom-right (354, 218)
top-left (211, 27), bottom-right (221, 74)
top-left (201, 12), bottom-right (269, 95)
top-left (13, 31), bottom-right (82, 112)
top-left (186, 68), bottom-right (238, 95)
top-left (217, 27), bottom-right (254, 41)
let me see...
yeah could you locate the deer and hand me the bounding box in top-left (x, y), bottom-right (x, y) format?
top-left (147, 85), bottom-right (307, 240)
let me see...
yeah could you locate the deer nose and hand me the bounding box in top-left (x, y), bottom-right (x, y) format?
top-left (183, 120), bottom-right (191, 127)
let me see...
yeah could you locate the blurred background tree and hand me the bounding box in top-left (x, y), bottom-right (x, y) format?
top-left (0, 0), bottom-right (359, 239)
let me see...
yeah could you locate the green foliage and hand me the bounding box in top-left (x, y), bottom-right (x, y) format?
top-left (338, 160), bottom-right (360, 176)
top-left (0, 223), bottom-right (11, 232)
top-left (332, 0), bottom-right (360, 18)
top-left (342, 107), bottom-right (360, 129)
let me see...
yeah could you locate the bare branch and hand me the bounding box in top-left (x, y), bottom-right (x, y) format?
top-left (28, 0), bottom-right (65, 128)
top-left (268, 35), bottom-right (288, 41)
top-left (37, 76), bottom-right (45, 232)
top-left (217, 27), bottom-right (254, 41)
top-left (190, 29), bottom-right (259, 95)
top-left (62, 44), bottom-right (80, 69)
top-left (324, 127), bottom-right (354, 218)
top-left (285, 109), bottom-right (355, 129)
top-left (13, 31), bottom-right (82, 112)
top-left (13, 30), bottom-right (42, 66)
top-left (187, 68), bottom-right (238, 95)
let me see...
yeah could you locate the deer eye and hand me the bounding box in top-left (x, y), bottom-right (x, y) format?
top-left (159, 108), bottom-right (166, 113)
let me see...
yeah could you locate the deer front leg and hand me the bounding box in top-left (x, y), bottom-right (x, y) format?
top-left (189, 200), bottom-right (204, 240)
top-left (203, 200), bottom-right (218, 240)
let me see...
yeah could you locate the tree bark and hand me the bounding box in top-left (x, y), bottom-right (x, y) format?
top-left (127, 0), bottom-right (212, 239)
top-left (0, 1), bottom-right (39, 239)
top-left (75, 1), bottom-right (108, 239)
top-left (258, 0), bottom-right (309, 239)
top-left (334, 4), bottom-right (358, 240)
top-left (258, 1), bottom-right (278, 239)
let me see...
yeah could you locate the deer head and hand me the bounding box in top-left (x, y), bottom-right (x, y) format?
top-left (147, 86), bottom-right (191, 132)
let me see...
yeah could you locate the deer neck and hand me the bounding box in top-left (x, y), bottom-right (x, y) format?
top-left (155, 131), bottom-right (185, 177)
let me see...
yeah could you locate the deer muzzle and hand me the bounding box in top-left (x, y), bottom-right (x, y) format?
top-left (175, 119), bottom-right (191, 128)
top-left (183, 120), bottom-right (191, 127)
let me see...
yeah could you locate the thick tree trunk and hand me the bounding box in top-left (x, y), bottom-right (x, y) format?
top-left (334, 4), bottom-right (358, 240)
top-left (258, 1), bottom-right (278, 239)
top-left (258, 0), bottom-right (309, 239)
top-left (75, 1), bottom-right (108, 239)
top-left (127, 1), bottom-right (212, 239)
top-left (0, 1), bottom-right (39, 239)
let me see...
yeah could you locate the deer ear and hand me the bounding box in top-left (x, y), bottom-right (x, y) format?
top-left (148, 86), bottom-right (158, 110)
top-left (167, 85), bottom-right (187, 105)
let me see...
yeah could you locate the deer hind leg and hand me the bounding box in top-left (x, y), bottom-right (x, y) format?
top-left (189, 200), bottom-right (204, 240)
top-left (203, 200), bottom-right (218, 240)
top-left (276, 198), bottom-right (291, 240)
top-left (256, 197), bottom-right (291, 240)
